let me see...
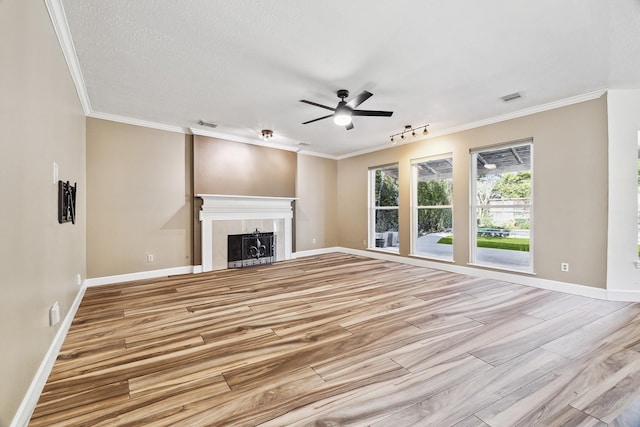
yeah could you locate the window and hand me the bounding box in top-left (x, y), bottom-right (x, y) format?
top-left (471, 141), bottom-right (532, 271)
top-left (412, 156), bottom-right (453, 260)
top-left (637, 132), bottom-right (639, 258)
top-left (369, 165), bottom-right (399, 252)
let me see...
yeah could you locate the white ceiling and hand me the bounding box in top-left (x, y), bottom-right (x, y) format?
top-left (58, 0), bottom-right (640, 158)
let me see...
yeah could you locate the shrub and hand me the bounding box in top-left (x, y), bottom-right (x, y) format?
top-left (437, 236), bottom-right (530, 252)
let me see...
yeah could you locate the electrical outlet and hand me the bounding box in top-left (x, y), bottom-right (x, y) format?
top-left (561, 262), bottom-right (569, 272)
top-left (147, 254), bottom-right (154, 263)
top-left (76, 273), bottom-right (82, 285)
top-left (363, 239), bottom-right (367, 247)
top-left (49, 302), bottom-right (60, 327)
top-left (312, 238), bottom-right (316, 244)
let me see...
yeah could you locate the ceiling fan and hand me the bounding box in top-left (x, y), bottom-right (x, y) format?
top-left (300, 89), bottom-right (393, 130)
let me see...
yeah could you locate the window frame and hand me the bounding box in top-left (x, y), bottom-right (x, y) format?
top-left (410, 154), bottom-right (454, 261)
top-left (368, 164), bottom-right (400, 253)
top-left (470, 139), bottom-right (534, 272)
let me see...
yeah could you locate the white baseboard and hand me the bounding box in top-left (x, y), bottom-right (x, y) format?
top-left (607, 289), bottom-right (640, 302)
top-left (333, 247), bottom-right (620, 301)
top-left (292, 247), bottom-right (342, 258)
top-left (10, 285), bottom-right (86, 427)
top-left (84, 265), bottom-right (196, 287)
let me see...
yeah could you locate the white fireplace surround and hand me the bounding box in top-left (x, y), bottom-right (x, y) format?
top-left (197, 194), bottom-right (297, 272)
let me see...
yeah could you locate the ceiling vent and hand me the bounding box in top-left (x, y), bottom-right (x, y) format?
top-left (198, 120), bottom-right (218, 128)
top-left (501, 92), bottom-right (523, 103)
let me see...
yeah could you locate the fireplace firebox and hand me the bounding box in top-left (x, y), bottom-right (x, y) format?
top-left (227, 229), bottom-right (276, 268)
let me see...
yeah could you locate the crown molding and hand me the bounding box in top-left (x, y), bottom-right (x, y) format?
top-left (297, 149), bottom-right (338, 160)
top-left (338, 89), bottom-right (608, 159)
top-left (44, 0), bottom-right (91, 115)
top-left (336, 142), bottom-right (396, 160)
top-left (89, 111), bottom-right (189, 134)
top-left (190, 128), bottom-right (301, 153)
top-left (427, 89), bottom-right (607, 140)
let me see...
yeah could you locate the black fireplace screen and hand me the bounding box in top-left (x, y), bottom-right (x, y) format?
top-left (227, 230), bottom-right (276, 268)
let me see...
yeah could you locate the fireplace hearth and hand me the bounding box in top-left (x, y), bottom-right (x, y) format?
top-left (227, 229), bottom-right (276, 268)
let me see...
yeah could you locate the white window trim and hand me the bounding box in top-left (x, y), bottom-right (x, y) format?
top-left (368, 165), bottom-right (400, 252)
top-left (469, 140), bottom-right (534, 272)
top-left (410, 155), bottom-right (454, 261)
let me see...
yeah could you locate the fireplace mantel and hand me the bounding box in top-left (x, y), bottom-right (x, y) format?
top-left (197, 194), bottom-right (296, 272)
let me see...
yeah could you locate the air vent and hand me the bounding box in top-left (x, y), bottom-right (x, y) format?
top-left (501, 92), bottom-right (522, 103)
top-left (298, 142), bottom-right (311, 147)
top-left (198, 120), bottom-right (218, 128)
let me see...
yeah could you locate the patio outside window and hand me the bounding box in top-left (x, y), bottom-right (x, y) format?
top-left (470, 140), bottom-right (533, 272)
top-left (412, 156), bottom-right (453, 261)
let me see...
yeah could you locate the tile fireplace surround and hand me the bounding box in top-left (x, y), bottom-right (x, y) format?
top-left (197, 194), bottom-right (296, 272)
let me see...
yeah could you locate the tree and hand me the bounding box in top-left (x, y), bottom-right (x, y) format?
top-left (375, 170), bottom-right (399, 232)
top-left (476, 174), bottom-right (499, 226)
top-left (492, 171), bottom-right (531, 199)
top-left (417, 180), bottom-right (452, 233)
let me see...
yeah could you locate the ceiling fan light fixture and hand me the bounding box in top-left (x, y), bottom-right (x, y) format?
top-left (333, 104), bottom-right (352, 126)
top-left (300, 89), bottom-right (392, 130)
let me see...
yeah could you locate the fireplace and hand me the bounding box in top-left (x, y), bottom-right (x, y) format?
top-left (227, 230), bottom-right (276, 268)
top-left (197, 194), bottom-right (296, 272)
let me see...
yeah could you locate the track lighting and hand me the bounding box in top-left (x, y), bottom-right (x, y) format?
top-left (260, 129), bottom-right (274, 140)
top-left (389, 124), bottom-right (429, 144)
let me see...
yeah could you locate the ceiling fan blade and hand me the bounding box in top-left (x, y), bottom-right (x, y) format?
top-left (302, 114), bottom-right (333, 125)
top-left (352, 109), bottom-right (394, 117)
top-left (346, 90), bottom-right (373, 109)
top-left (345, 122), bottom-right (354, 130)
top-left (299, 99), bottom-right (335, 111)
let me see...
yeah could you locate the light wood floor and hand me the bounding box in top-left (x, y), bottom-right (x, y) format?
top-left (30, 253), bottom-right (640, 426)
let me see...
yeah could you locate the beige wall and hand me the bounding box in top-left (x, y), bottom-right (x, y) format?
top-left (86, 119), bottom-right (192, 277)
top-left (296, 154), bottom-right (338, 251)
top-left (338, 95), bottom-right (609, 288)
top-left (194, 135), bottom-right (296, 197)
top-left (0, 0), bottom-right (87, 423)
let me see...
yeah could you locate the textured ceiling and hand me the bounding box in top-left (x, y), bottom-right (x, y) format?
top-left (59, 0), bottom-right (640, 157)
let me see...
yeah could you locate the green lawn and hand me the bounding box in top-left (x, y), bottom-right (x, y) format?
top-left (437, 236), bottom-right (530, 252)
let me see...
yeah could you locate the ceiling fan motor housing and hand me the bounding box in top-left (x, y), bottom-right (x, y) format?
top-left (337, 89), bottom-right (349, 99)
